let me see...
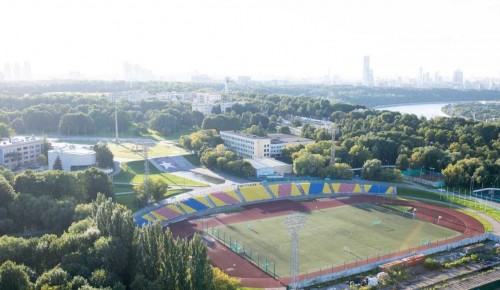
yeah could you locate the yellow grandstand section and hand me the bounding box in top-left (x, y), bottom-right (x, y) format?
top-left (268, 184), bottom-right (279, 196)
top-left (225, 190), bottom-right (243, 202)
top-left (239, 185), bottom-right (273, 202)
top-left (291, 183), bottom-right (302, 196)
top-left (167, 204), bottom-right (183, 214)
top-left (331, 183), bottom-right (341, 193)
top-left (364, 185), bottom-right (372, 192)
top-left (194, 196), bottom-right (213, 208)
top-left (207, 195), bottom-right (227, 207)
top-left (150, 211), bottom-right (167, 221)
top-left (299, 183), bottom-right (310, 194)
top-left (142, 214), bottom-right (156, 222)
top-left (386, 187), bottom-right (395, 194)
top-left (322, 183), bottom-right (332, 194)
top-left (353, 183), bottom-right (362, 193)
top-left (179, 203), bottom-right (196, 214)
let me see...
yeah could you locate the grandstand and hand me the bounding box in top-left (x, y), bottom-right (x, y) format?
top-left (135, 182), bottom-right (397, 226)
top-left (208, 190), bottom-right (243, 206)
top-left (238, 185), bottom-right (274, 202)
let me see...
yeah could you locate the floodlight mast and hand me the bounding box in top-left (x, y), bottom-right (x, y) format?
top-left (330, 123), bottom-right (337, 166)
top-left (285, 212), bottom-right (305, 290)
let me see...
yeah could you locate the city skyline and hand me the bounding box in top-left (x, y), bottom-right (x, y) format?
top-left (1, 0), bottom-right (500, 81)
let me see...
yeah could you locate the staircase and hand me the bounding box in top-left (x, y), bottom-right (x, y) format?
top-left (262, 183), bottom-right (277, 199)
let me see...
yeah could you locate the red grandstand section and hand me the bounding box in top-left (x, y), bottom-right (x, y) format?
top-left (168, 195), bottom-right (485, 288)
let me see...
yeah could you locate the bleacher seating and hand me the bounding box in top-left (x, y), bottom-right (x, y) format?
top-left (308, 182), bottom-right (325, 194)
top-left (300, 183), bottom-right (310, 194)
top-left (151, 211), bottom-right (167, 221)
top-left (290, 183), bottom-right (302, 196)
top-left (268, 184), bottom-right (280, 196)
top-left (181, 197), bottom-right (212, 212)
top-left (153, 204), bottom-right (182, 220)
top-left (238, 185), bottom-right (273, 202)
top-left (208, 190), bottom-right (242, 206)
top-left (136, 182), bottom-right (398, 226)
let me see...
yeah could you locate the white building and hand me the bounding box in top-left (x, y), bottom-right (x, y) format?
top-left (245, 158), bottom-right (292, 177)
top-left (220, 131), bottom-right (314, 159)
top-left (0, 136), bottom-right (44, 169)
top-left (48, 145), bottom-right (96, 171)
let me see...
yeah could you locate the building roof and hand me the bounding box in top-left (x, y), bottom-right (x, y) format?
top-left (268, 133), bottom-right (314, 144)
top-left (0, 136), bottom-right (43, 147)
top-left (220, 130), bottom-right (269, 140)
top-left (49, 144), bottom-right (95, 156)
top-left (245, 158), bottom-right (290, 169)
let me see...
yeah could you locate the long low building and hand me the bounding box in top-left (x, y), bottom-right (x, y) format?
top-left (245, 158), bottom-right (292, 177)
top-left (220, 131), bottom-right (314, 159)
top-left (48, 144), bottom-right (96, 171)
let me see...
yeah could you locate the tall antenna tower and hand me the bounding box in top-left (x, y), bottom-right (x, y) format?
top-left (114, 96), bottom-right (119, 143)
top-left (330, 123), bottom-right (337, 166)
top-left (285, 212), bottom-right (306, 290)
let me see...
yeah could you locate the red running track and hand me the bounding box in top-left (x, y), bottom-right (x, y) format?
top-left (168, 195), bottom-right (485, 288)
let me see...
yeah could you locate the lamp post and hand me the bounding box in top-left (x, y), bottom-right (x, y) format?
top-left (438, 215), bottom-right (442, 224)
top-left (430, 167), bottom-right (435, 182)
top-left (420, 166), bottom-right (424, 180)
top-left (413, 208), bottom-right (417, 219)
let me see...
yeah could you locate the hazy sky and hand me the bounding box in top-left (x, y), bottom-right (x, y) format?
top-left (1, 0), bottom-right (500, 80)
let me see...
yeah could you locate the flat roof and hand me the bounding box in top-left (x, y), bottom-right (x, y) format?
top-left (49, 144), bottom-right (95, 156)
top-left (220, 130), bottom-right (269, 140)
top-left (268, 133), bottom-right (314, 144)
top-left (0, 136), bottom-right (43, 147)
top-left (245, 158), bottom-right (291, 169)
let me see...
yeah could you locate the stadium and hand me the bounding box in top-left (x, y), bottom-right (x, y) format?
top-left (135, 181), bottom-right (486, 289)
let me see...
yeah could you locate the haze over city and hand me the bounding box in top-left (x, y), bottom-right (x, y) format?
top-left (1, 0), bottom-right (500, 81)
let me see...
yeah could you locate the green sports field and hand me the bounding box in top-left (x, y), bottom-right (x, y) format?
top-left (210, 203), bottom-right (460, 277)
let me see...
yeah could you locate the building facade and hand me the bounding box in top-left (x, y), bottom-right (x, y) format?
top-left (0, 136), bottom-right (43, 169)
top-left (220, 131), bottom-right (314, 159)
top-left (48, 145), bottom-right (96, 171)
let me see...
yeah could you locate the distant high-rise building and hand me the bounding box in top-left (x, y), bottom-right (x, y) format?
top-left (22, 62), bottom-right (31, 81)
top-left (224, 77), bottom-right (230, 93)
top-left (453, 69), bottom-right (464, 88)
top-left (13, 63), bottom-right (21, 81)
top-left (2, 63), bottom-right (11, 81)
top-left (362, 56), bottom-right (374, 86)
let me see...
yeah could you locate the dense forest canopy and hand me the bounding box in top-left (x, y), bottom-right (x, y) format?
top-left (1, 80), bottom-right (499, 107)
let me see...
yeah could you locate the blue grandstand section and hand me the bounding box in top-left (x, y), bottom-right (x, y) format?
top-left (308, 182), bottom-right (324, 195)
top-left (182, 198), bottom-right (210, 211)
top-left (368, 185), bottom-right (390, 194)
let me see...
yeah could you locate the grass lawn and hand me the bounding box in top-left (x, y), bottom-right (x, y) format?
top-left (113, 184), bottom-right (134, 193)
top-left (113, 161), bottom-right (207, 187)
top-left (183, 154), bottom-right (201, 166)
top-left (108, 142), bottom-right (190, 160)
top-left (210, 203), bottom-right (459, 277)
top-left (115, 193), bottom-right (138, 212)
top-left (115, 188), bottom-right (193, 212)
top-left (398, 188), bottom-right (500, 223)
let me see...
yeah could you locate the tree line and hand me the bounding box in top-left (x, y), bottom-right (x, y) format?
top-left (0, 167), bottom-right (238, 289)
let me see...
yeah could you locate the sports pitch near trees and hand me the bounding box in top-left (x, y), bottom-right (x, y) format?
top-left (209, 203), bottom-right (460, 277)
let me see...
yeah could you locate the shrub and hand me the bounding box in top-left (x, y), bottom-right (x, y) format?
top-left (423, 258), bottom-right (442, 270)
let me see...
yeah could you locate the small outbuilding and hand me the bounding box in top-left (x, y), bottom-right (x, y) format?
top-left (244, 158), bottom-right (292, 177)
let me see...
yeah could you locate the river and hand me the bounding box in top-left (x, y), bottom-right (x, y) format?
top-left (375, 102), bottom-right (451, 118)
